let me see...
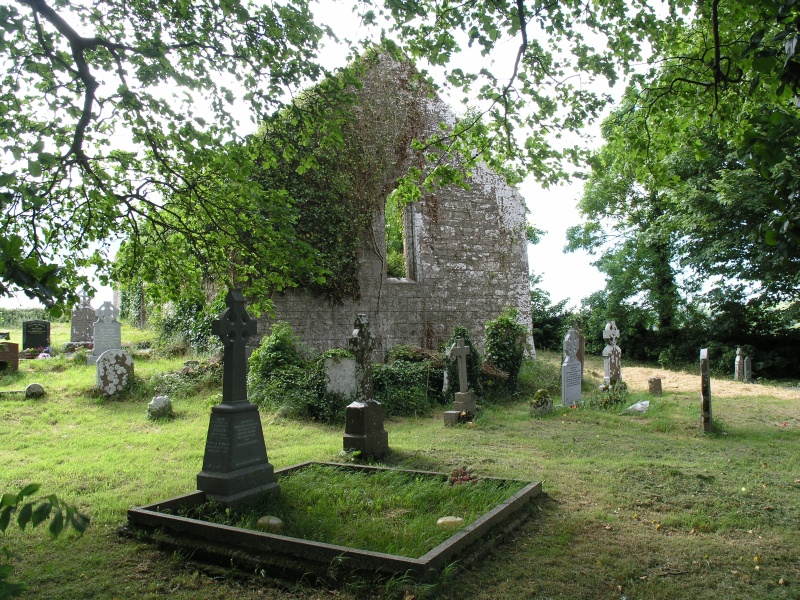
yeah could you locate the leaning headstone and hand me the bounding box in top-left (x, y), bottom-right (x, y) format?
top-left (561, 329), bottom-right (582, 407)
top-left (22, 320), bottom-right (50, 352)
top-left (648, 377), bottom-right (663, 396)
top-left (343, 315), bottom-right (389, 458)
top-left (444, 338), bottom-right (477, 425)
top-left (602, 321), bottom-right (622, 385)
top-left (0, 342), bottom-right (19, 373)
top-left (89, 302), bottom-right (122, 364)
top-left (700, 348), bottom-right (712, 433)
top-left (197, 289), bottom-right (278, 507)
top-left (147, 396), bottom-right (173, 420)
top-left (71, 292), bottom-right (96, 343)
top-left (96, 349), bottom-right (134, 396)
top-left (743, 356), bottom-right (753, 383)
top-left (734, 347), bottom-right (744, 381)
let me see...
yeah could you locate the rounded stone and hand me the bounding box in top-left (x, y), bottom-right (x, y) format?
top-left (96, 349), bottom-right (134, 396)
top-left (256, 516), bottom-right (283, 532)
top-left (437, 516), bottom-right (464, 530)
top-left (25, 383), bottom-right (45, 399)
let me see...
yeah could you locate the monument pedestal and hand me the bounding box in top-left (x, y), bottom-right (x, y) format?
top-left (343, 400), bottom-right (389, 458)
top-left (197, 402), bottom-right (278, 507)
top-left (452, 391), bottom-right (476, 414)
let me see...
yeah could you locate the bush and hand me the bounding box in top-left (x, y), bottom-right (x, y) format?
top-left (150, 295), bottom-right (224, 355)
top-left (373, 359), bottom-right (443, 416)
top-left (485, 307), bottom-right (528, 389)
top-left (588, 380), bottom-right (629, 410)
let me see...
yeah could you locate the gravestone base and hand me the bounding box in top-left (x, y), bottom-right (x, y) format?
top-left (452, 391), bottom-right (476, 414)
top-left (197, 403), bottom-right (278, 507)
top-left (443, 410), bottom-right (470, 426)
top-left (343, 400), bottom-right (389, 458)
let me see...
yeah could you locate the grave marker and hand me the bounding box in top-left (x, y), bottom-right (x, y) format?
top-left (700, 348), bottom-right (712, 433)
top-left (602, 321), bottom-right (622, 385)
top-left (343, 314), bottom-right (389, 457)
top-left (71, 292), bottom-right (96, 343)
top-left (22, 320), bottom-right (50, 351)
top-left (197, 289), bottom-right (278, 507)
top-left (743, 356), bottom-right (753, 383)
top-left (561, 329), bottom-right (582, 407)
top-left (89, 302), bottom-right (122, 364)
top-left (0, 342), bottom-right (19, 373)
top-left (734, 347), bottom-right (744, 381)
top-left (444, 338), bottom-right (477, 425)
top-left (648, 377), bottom-right (663, 396)
top-left (96, 349), bottom-right (134, 395)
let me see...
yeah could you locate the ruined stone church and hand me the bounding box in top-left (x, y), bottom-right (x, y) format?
top-left (259, 53), bottom-right (532, 357)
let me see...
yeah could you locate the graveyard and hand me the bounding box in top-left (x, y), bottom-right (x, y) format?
top-left (1, 317), bottom-right (799, 599)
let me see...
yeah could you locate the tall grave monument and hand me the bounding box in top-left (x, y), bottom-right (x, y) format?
top-left (71, 292), bottom-right (96, 344)
top-left (89, 302), bottom-right (122, 364)
top-left (734, 347), bottom-right (744, 381)
top-left (700, 348), bottom-right (712, 433)
top-left (561, 329), bottom-right (582, 407)
top-left (343, 315), bottom-right (389, 458)
top-left (444, 338), bottom-right (477, 425)
top-left (197, 289), bottom-right (278, 506)
top-left (602, 321), bottom-right (622, 385)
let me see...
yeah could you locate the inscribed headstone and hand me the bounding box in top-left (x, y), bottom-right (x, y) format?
top-left (343, 315), bottom-right (389, 457)
top-left (89, 302), bottom-right (122, 364)
top-left (96, 349), bottom-right (134, 395)
top-left (700, 348), bottom-right (712, 433)
top-left (602, 321), bottom-right (622, 385)
top-left (743, 356), bottom-right (752, 383)
top-left (197, 289), bottom-right (278, 507)
top-left (22, 320), bottom-right (50, 351)
top-left (71, 293), bottom-right (96, 343)
top-left (734, 347), bottom-right (744, 381)
top-left (561, 329), bottom-right (582, 407)
top-left (648, 377), bottom-right (662, 396)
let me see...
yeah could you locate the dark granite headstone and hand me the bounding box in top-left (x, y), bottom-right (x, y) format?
top-left (197, 289), bottom-right (278, 507)
top-left (343, 315), bottom-right (389, 457)
top-left (22, 320), bottom-right (50, 351)
top-left (700, 348), bottom-right (712, 433)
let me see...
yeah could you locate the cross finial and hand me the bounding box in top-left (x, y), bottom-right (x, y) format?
top-left (449, 338), bottom-right (471, 393)
top-left (349, 314), bottom-right (374, 401)
top-left (96, 301), bottom-right (118, 322)
top-left (603, 321), bottom-right (620, 345)
top-left (212, 289), bottom-right (257, 404)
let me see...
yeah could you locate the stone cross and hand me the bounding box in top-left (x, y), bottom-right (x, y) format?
top-left (212, 289), bottom-right (257, 404)
top-left (449, 338), bottom-right (471, 393)
top-left (96, 301), bottom-right (119, 322)
top-left (79, 289), bottom-right (92, 308)
top-left (603, 321), bottom-right (620, 345)
top-left (348, 314), bottom-right (375, 402)
top-left (602, 320), bottom-right (622, 385)
top-left (734, 347), bottom-right (744, 381)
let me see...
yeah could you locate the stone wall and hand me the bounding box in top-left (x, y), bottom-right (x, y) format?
top-left (257, 56), bottom-right (532, 359)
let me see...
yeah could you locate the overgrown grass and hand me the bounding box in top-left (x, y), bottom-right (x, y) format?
top-left (2, 347), bottom-right (799, 599)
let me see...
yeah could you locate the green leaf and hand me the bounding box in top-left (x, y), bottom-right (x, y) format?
top-left (30, 502), bottom-right (51, 528)
top-left (0, 507), bottom-right (11, 533)
top-left (27, 159), bottom-right (41, 178)
top-left (765, 229), bottom-right (778, 245)
top-left (0, 494), bottom-right (15, 508)
top-left (17, 484), bottom-right (40, 500)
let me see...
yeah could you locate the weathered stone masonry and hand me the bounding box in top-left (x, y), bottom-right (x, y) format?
top-left (258, 57), bottom-right (532, 358)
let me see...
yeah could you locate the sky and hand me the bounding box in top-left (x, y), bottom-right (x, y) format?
top-left (0, 2), bottom-right (608, 311)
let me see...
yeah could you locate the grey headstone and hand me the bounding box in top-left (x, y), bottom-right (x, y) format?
top-left (89, 302), bottom-right (122, 364)
top-left (22, 320), bottom-right (50, 351)
top-left (96, 349), bottom-right (134, 396)
top-left (197, 289), bottom-right (278, 507)
top-left (602, 321), bottom-right (622, 385)
top-left (561, 329), bottom-right (582, 407)
top-left (734, 347), bottom-right (744, 381)
top-left (743, 356), bottom-right (752, 383)
top-left (71, 295), bottom-right (96, 343)
top-left (147, 395), bottom-right (173, 419)
top-left (648, 377), bottom-right (663, 396)
top-left (343, 315), bottom-right (388, 458)
top-left (448, 338), bottom-right (476, 417)
top-left (324, 356), bottom-right (357, 398)
top-left (700, 348), bottom-right (712, 433)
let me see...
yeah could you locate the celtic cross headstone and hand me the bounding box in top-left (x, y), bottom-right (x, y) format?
top-left (89, 301), bottom-right (121, 364)
top-left (700, 347), bottom-right (712, 433)
top-left (734, 347), bottom-right (744, 382)
top-left (602, 321), bottom-right (622, 385)
top-left (197, 289), bottom-right (278, 506)
top-left (343, 314), bottom-right (388, 457)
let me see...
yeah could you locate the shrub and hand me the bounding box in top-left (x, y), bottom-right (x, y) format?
top-left (485, 307), bottom-right (529, 389)
top-left (588, 380), bottom-right (629, 410)
top-left (373, 359), bottom-right (442, 416)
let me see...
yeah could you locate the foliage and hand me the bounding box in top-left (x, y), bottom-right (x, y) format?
top-left (1, 484), bottom-right (89, 599)
top-left (529, 273), bottom-right (574, 352)
top-left (0, 308), bottom-right (68, 328)
top-left (149, 294), bottom-right (224, 355)
top-left (484, 308), bottom-right (528, 389)
top-left (373, 359), bottom-right (443, 416)
top-left (588, 381), bottom-right (630, 411)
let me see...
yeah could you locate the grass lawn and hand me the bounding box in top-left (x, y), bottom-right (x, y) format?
top-left (2, 323), bottom-right (799, 599)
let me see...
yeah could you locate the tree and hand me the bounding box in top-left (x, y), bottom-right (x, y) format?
top-left (529, 273), bottom-right (572, 351)
top-left (1, 0), bottom-right (670, 311)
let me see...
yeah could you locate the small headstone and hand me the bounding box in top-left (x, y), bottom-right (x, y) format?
top-left (343, 315), bottom-right (389, 458)
top-left (256, 515), bottom-right (283, 532)
top-left (436, 516), bottom-right (464, 529)
top-left (96, 349), bottom-right (134, 395)
top-left (561, 329), bottom-right (582, 407)
top-left (89, 302), bottom-right (122, 365)
top-left (324, 355), bottom-right (357, 398)
top-left (734, 347), bottom-right (744, 381)
top-left (447, 338), bottom-right (476, 419)
top-left (0, 342), bottom-right (19, 373)
top-left (743, 357), bottom-right (753, 383)
top-left (530, 389), bottom-right (552, 416)
top-left (700, 348), bottom-right (712, 433)
top-left (197, 289), bottom-right (278, 507)
top-left (147, 395), bottom-right (173, 419)
top-left (602, 321), bottom-right (622, 385)
top-left (24, 383), bottom-right (45, 399)
top-left (648, 377), bottom-right (663, 396)
top-left (22, 320), bottom-right (50, 351)
top-left (71, 293), bottom-right (96, 343)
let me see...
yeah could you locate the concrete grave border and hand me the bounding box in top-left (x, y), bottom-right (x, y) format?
top-left (125, 461), bottom-right (541, 582)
